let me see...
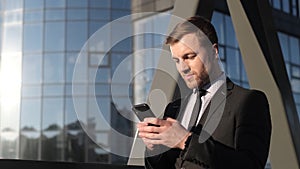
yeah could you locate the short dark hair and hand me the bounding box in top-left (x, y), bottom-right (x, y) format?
top-left (165, 16), bottom-right (218, 45)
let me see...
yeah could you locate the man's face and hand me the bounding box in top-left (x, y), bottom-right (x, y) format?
top-left (170, 33), bottom-right (217, 89)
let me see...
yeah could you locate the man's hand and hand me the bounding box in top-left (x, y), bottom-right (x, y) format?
top-left (137, 117), bottom-right (191, 150)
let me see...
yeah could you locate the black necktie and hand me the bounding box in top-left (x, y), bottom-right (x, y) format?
top-left (187, 89), bottom-right (206, 131)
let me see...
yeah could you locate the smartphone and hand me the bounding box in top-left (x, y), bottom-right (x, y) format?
top-left (132, 103), bottom-right (155, 121)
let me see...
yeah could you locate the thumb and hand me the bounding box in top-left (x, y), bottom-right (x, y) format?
top-left (165, 117), bottom-right (177, 122)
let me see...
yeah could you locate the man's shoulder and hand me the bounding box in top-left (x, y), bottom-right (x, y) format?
top-left (229, 81), bottom-right (268, 105)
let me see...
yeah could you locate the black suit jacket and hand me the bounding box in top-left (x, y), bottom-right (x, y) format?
top-left (145, 79), bottom-right (271, 169)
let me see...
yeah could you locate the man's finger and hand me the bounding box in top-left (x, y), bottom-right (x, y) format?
top-left (138, 125), bottom-right (162, 133)
top-left (139, 131), bottom-right (161, 140)
top-left (144, 117), bottom-right (163, 126)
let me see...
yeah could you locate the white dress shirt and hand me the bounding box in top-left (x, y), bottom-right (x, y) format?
top-left (181, 73), bottom-right (226, 129)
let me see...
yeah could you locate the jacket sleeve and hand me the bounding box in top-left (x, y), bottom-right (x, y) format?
top-left (180, 90), bottom-right (272, 169)
top-left (144, 99), bottom-right (183, 169)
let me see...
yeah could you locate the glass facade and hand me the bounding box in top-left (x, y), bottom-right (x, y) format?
top-left (211, 12), bottom-right (249, 88)
top-left (278, 32), bottom-right (300, 117)
top-left (0, 0), bottom-right (133, 164)
top-left (270, 0), bottom-right (300, 17)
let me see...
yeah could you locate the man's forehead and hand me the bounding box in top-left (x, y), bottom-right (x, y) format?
top-left (179, 33), bottom-right (199, 47)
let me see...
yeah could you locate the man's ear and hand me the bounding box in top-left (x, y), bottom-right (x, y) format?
top-left (212, 43), bottom-right (219, 59)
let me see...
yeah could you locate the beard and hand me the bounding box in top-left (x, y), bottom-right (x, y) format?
top-left (183, 71), bottom-right (209, 89)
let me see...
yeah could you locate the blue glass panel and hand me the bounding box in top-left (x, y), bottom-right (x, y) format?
top-left (45, 0), bottom-right (65, 8)
top-left (21, 99), bottom-right (41, 131)
top-left (144, 34), bottom-right (153, 48)
top-left (43, 85), bottom-right (64, 96)
top-left (292, 66), bottom-right (300, 78)
top-left (22, 85), bottom-right (42, 98)
top-left (89, 97), bottom-right (111, 129)
top-left (44, 53), bottom-right (65, 83)
top-left (42, 98), bottom-right (64, 130)
top-left (67, 22), bottom-right (88, 51)
top-left (25, 0), bottom-right (44, 9)
top-left (66, 84), bottom-right (87, 96)
top-left (153, 34), bottom-right (165, 48)
top-left (294, 93), bottom-right (300, 104)
top-left (4, 0), bottom-right (22, 10)
top-left (218, 46), bottom-right (225, 60)
top-left (291, 79), bottom-right (300, 93)
top-left (111, 52), bottom-right (130, 72)
top-left (65, 98), bottom-right (77, 124)
top-left (67, 9), bottom-right (88, 20)
top-left (111, 37), bottom-right (133, 52)
top-left (91, 84), bottom-right (110, 96)
top-left (89, 9), bottom-right (110, 20)
top-left (225, 16), bottom-right (238, 48)
top-left (111, 0), bottom-right (131, 9)
top-left (278, 32), bottom-right (289, 61)
top-left (89, 0), bottom-right (110, 8)
top-left (289, 37), bottom-right (300, 64)
top-left (24, 11), bottom-right (43, 22)
top-left (89, 52), bottom-right (109, 67)
top-left (93, 67), bottom-right (110, 83)
top-left (282, 0), bottom-right (290, 13)
top-left (22, 54), bottom-right (42, 84)
top-left (111, 10), bottom-right (130, 20)
top-left (45, 22), bottom-right (65, 51)
top-left (291, 0), bottom-right (297, 16)
top-left (23, 24), bottom-right (43, 52)
top-left (226, 48), bottom-right (240, 80)
top-left (88, 22), bottom-right (106, 37)
top-left (272, 0), bottom-right (281, 9)
top-left (66, 53), bottom-right (78, 83)
top-left (286, 63), bottom-right (292, 79)
top-left (241, 63), bottom-right (248, 82)
top-left (67, 0), bottom-right (87, 8)
top-left (212, 12), bottom-right (225, 44)
top-left (110, 84), bottom-right (130, 96)
top-left (45, 9), bottom-right (65, 21)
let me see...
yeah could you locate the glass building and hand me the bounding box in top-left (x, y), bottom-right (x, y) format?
top-left (0, 0), bottom-right (299, 168)
top-left (0, 0), bottom-right (133, 164)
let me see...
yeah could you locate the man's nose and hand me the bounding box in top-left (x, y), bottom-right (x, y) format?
top-left (179, 61), bottom-right (190, 74)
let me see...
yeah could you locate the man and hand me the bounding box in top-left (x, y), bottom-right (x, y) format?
top-left (137, 16), bottom-right (271, 169)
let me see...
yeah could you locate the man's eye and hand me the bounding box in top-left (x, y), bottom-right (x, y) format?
top-left (188, 54), bottom-right (196, 59)
top-left (173, 58), bottom-right (179, 63)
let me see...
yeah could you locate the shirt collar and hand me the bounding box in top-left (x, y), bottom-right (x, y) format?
top-left (206, 72), bottom-right (226, 96)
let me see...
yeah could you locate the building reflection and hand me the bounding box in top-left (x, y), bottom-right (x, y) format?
top-left (18, 103), bottom-right (133, 163)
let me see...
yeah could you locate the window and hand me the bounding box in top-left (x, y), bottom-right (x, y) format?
top-left (270, 0), bottom-right (300, 17)
top-left (25, 0), bottom-right (43, 9)
top-left (44, 53), bottom-right (65, 83)
top-left (22, 54), bottom-right (43, 84)
top-left (278, 32), bottom-right (300, 117)
top-left (45, 22), bottom-right (65, 51)
top-left (66, 22), bottom-right (88, 51)
top-left (23, 24), bottom-right (43, 52)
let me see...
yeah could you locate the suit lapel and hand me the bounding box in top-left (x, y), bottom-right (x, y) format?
top-left (164, 92), bottom-right (192, 120)
top-left (198, 79), bottom-right (234, 137)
